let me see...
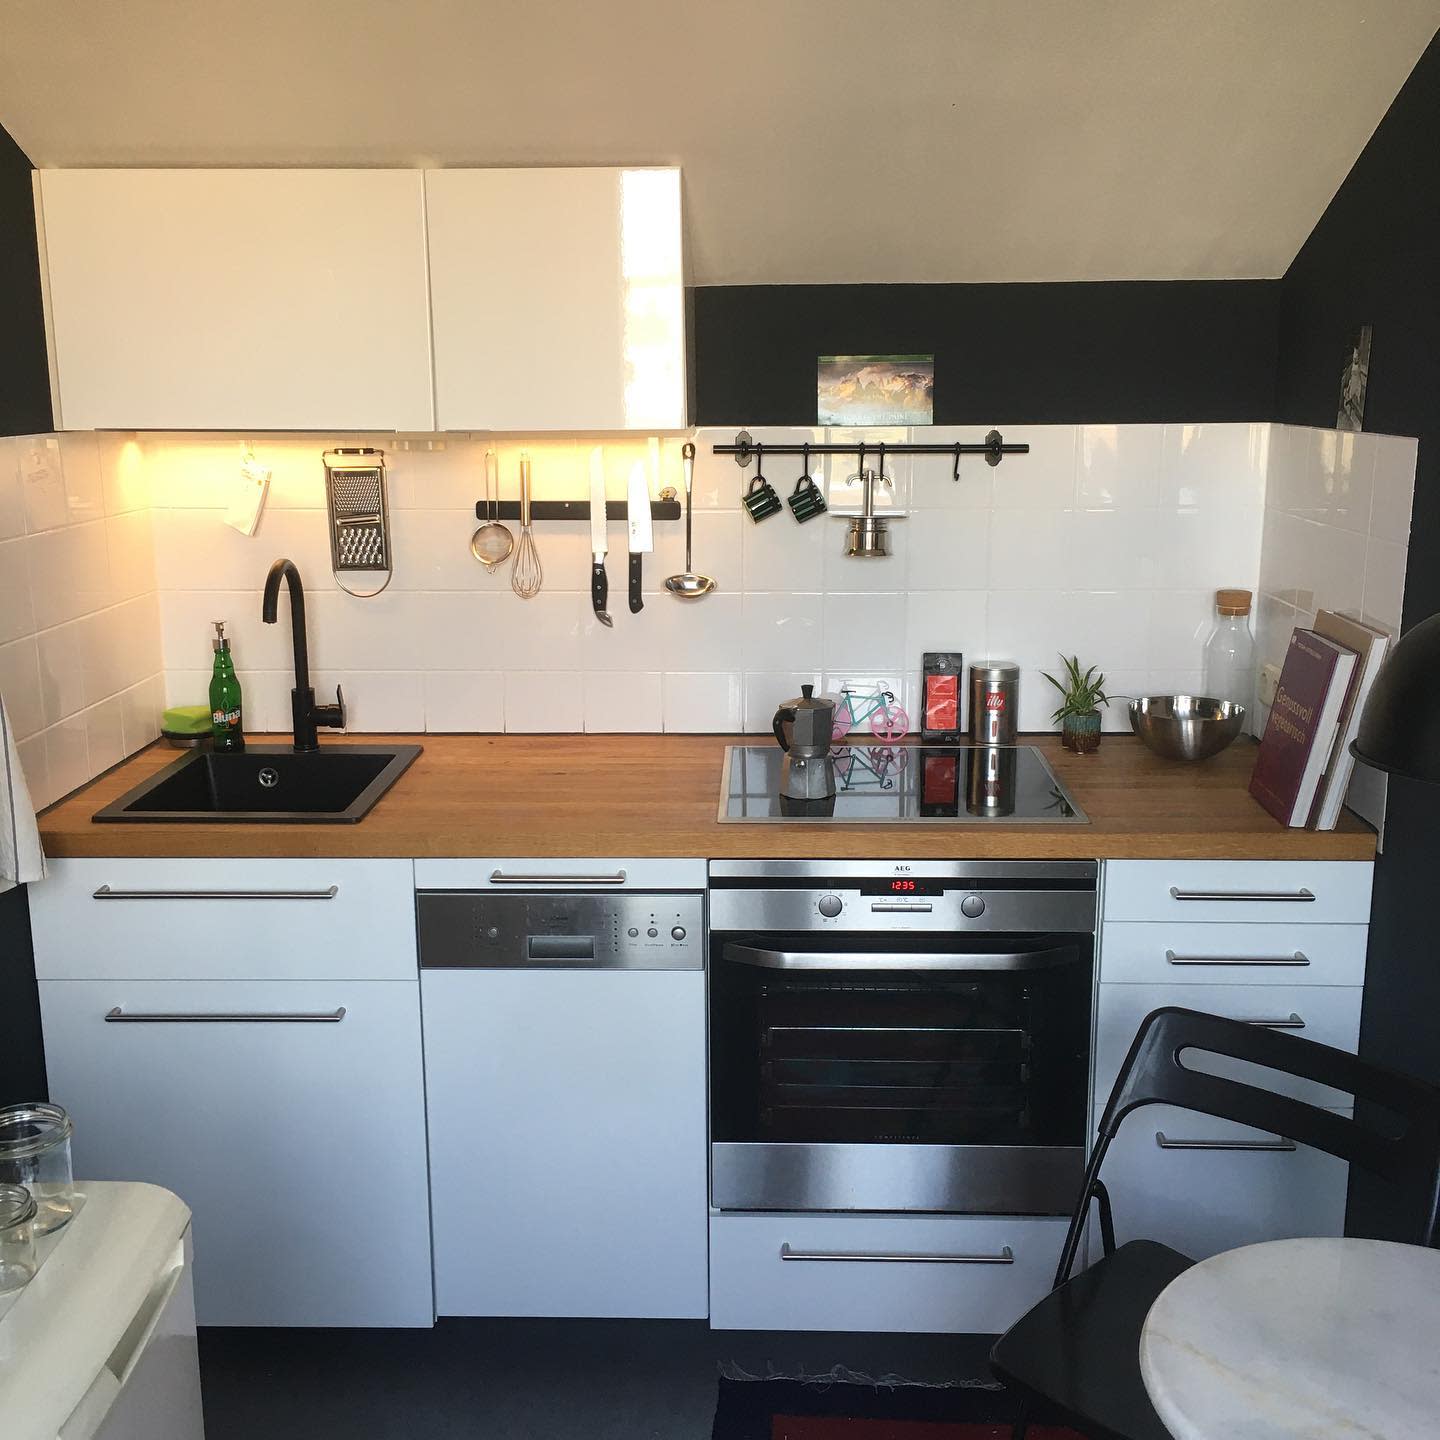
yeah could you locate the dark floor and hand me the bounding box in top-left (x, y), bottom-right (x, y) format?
top-left (198, 1320), bottom-right (998, 1440)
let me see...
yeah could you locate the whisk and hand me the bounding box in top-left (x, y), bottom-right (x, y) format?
top-left (510, 452), bottom-right (543, 599)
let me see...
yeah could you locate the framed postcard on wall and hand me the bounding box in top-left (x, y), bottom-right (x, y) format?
top-left (818, 354), bottom-right (934, 425)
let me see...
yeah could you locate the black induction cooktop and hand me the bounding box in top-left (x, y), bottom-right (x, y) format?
top-left (719, 744), bottom-right (1089, 823)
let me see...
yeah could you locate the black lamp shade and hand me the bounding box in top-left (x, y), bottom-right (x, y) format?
top-left (1352, 612), bottom-right (1440, 783)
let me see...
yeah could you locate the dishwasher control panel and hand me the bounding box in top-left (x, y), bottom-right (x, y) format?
top-left (418, 891), bottom-right (705, 970)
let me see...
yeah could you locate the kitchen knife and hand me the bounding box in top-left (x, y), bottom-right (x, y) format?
top-left (626, 461), bottom-right (652, 614)
top-left (588, 447), bottom-right (612, 627)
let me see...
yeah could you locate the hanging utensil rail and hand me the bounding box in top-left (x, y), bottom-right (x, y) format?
top-left (714, 428), bottom-right (1027, 469)
top-left (475, 499), bottom-right (682, 522)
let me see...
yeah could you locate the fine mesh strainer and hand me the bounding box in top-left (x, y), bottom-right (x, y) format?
top-left (471, 448), bottom-right (514, 571)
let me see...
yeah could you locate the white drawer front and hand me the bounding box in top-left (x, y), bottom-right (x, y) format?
top-left (1097, 1106), bottom-right (1350, 1259)
top-left (414, 857), bottom-right (707, 890)
top-left (1094, 983), bottom-right (1362, 1111)
top-left (30, 858), bottom-right (417, 980)
top-left (1103, 861), bottom-right (1372, 925)
top-left (1100, 922), bottom-right (1368, 986)
top-left (709, 1213), bottom-right (1066, 1333)
top-left (39, 977), bottom-right (432, 1326)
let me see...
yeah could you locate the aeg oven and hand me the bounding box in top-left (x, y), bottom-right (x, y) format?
top-left (708, 859), bottom-right (1097, 1215)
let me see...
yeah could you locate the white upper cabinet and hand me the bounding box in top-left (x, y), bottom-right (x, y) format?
top-left (35, 169), bottom-right (435, 431)
top-left (425, 167), bottom-right (686, 431)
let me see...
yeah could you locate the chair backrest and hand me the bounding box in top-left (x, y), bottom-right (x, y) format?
top-left (1053, 1006), bottom-right (1440, 1284)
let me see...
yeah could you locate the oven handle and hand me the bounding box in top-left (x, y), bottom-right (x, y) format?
top-left (780, 1243), bottom-right (1015, 1265)
top-left (721, 942), bottom-right (1080, 972)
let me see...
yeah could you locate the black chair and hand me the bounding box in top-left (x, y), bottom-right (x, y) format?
top-left (989, 1006), bottom-right (1440, 1440)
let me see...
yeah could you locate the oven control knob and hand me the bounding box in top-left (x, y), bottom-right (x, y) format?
top-left (671, 926), bottom-right (687, 941)
top-left (961, 893), bottom-right (986, 919)
top-left (817, 894), bottom-right (843, 918)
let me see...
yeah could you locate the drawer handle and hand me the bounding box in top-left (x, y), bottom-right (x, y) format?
top-left (1168, 887), bottom-right (1315, 903)
top-left (870, 901), bottom-right (934, 913)
top-left (104, 1007), bottom-right (346, 1024)
top-left (1165, 950), bottom-right (1310, 968)
top-left (1237, 1012), bottom-right (1306, 1029)
top-left (1155, 1132), bottom-right (1296, 1152)
top-left (93, 885), bottom-right (339, 901)
top-left (779, 1244), bottom-right (1014, 1265)
top-left (488, 871), bottom-right (627, 886)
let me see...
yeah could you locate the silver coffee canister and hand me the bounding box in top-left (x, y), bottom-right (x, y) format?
top-left (969, 661), bottom-right (1020, 745)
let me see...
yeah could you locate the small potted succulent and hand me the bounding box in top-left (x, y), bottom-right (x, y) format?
top-left (1043, 654), bottom-right (1109, 754)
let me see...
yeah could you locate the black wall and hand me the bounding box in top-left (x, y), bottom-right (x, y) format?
top-left (0, 121), bottom-right (49, 1103)
top-left (691, 280), bottom-right (1280, 425)
top-left (1275, 31), bottom-right (1440, 1240)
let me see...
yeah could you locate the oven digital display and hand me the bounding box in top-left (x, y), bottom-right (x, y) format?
top-left (859, 879), bottom-right (945, 896)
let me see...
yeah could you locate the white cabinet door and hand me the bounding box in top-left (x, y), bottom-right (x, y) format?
top-left (425, 167), bottom-right (686, 431)
top-left (424, 967), bottom-right (707, 1318)
top-left (36, 169), bottom-right (435, 430)
top-left (39, 979), bottom-right (433, 1327)
top-left (1102, 861), bottom-right (1373, 925)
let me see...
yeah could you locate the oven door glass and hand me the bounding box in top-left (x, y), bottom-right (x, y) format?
top-left (711, 933), bottom-right (1092, 1150)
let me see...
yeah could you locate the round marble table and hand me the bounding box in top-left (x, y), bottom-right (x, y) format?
top-left (1139, 1238), bottom-right (1440, 1439)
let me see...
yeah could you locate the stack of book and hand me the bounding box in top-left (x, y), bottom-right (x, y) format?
top-left (1249, 610), bottom-right (1391, 829)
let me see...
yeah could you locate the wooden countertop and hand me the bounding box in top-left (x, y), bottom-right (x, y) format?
top-left (36, 733), bottom-right (1377, 861)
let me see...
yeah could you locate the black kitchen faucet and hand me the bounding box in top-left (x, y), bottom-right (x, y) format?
top-left (261, 558), bottom-right (345, 752)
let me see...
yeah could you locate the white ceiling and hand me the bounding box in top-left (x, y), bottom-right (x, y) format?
top-left (1, 1), bottom-right (1436, 286)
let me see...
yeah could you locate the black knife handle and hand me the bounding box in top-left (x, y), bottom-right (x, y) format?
top-left (628, 553), bottom-right (644, 613)
top-left (591, 559), bottom-right (609, 617)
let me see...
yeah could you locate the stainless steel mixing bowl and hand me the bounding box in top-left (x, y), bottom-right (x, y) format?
top-left (1129, 694), bottom-right (1247, 761)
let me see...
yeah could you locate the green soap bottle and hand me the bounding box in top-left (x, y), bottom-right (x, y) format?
top-left (209, 620), bottom-right (245, 752)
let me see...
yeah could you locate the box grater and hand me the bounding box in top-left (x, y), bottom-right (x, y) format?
top-left (322, 448), bottom-right (391, 572)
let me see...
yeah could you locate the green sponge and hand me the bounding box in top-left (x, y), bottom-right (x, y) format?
top-left (162, 704), bottom-right (212, 736)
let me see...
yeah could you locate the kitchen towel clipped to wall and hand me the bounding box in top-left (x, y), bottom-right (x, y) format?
top-left (0, 696), bottom-right (46, 893)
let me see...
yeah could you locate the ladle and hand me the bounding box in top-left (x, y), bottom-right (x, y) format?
top-left (664, 443), bottom-right (716, 598)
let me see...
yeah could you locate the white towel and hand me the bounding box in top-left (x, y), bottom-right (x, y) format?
top-left (0, 694), bottom-right (46, 893)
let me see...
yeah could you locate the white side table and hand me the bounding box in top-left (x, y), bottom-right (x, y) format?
top-left (1140, 1237), bottom-right (1440, 1440)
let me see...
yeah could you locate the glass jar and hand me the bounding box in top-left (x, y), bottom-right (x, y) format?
top-left (1202, 589), bottom-right (1256, 720)
top-left (0, 1102), bottom-right (75, 1235)
top-left (0, 1184), bottom-right (38, 1292)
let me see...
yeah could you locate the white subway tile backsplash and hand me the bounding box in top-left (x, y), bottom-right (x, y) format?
top-left (59, 433), bottom-right (104, 526)
top-left (36, 622), bottom-right (86, 727)
top-left (822, 593), bottom-right (908, 671)
top-left (314, 669), bottom-right (423, 732)
top-left (1067, 509), bottom-right (1158, 590)
top-left (422, 671), bottom-right (505, 733)
top-left (662, 672), bottom-right (741, 733)
top-left (742, 508), bottom-right (826, 591)
top-left (742, 592), bottom-right (824, 670)
top-left (580, 602), bottom-right (666, 673)
top-left (988, 592), bottom-right (1064, 670)
top-left (991, 426), bottom-right (1078, 509)
top-left (19, 437), bottom-right (67, 533)
top-left (906, 510), bottom-right (989, 591)
top-left (1156, 505), bottom-right (1263, 594)
top-left (904, 591), bottom-right (988, 666)
top-left (85, 696), bottom-right (126, 774)
top-left (1370, 434), bottom-right (1419, 547)
top-left (1076, 424), bottom-right (1162, 510)
top-left (583, 670), bottom-right (662, 732)
top-left (653, 511), bottom-right (743, 592)
top-left (504, 671), bottom-right (583, 733)
top-left (17, 731), bottom-right (52, 811)
top-left (28, 521), bottom-right (111, 629)
top-left (1146, 590), bottom-right (1214, 672)
top-left (0, 637), bottom-right (44, 741)
top-left (119, 675), bottom-right (163, 753)
top-left (661, 592), bottom-right (743, 672)
top-left (0, 538), bottom-right (34, 644)
top-left (1065, 591), bottom-right (1151, 670)
top-left (990, 509), bottom-right (1068, 589)
top-left (1159, 422), bottom-right (1269, 510)
top-left (0, 439), bottom-right (24, 540)
top-left (45, 714), bottom-right (90, 798)
top-left (105, 510), bottom-right (156, 602)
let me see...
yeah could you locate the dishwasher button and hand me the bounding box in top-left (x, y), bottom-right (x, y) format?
top-left (646, 927), bottom-right (659, 938)
top-left (817, 894), bottom-right (843, 918)
top-left (961, 894), bottom-right (986, 919)
top-left (627, 927), bottom-right (640, 938)
top-left (671, 926), bottom-right (687, 941)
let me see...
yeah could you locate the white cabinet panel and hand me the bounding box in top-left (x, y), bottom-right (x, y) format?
top-left (1094, 983), bottom-right (1362, 1110)
top-left (1096, 1107), bottom-right (1350, 1259)
top-left (1099, 922), bottom-right (1368, 986)
top-left (29, 858), bottom-right (417, 981)
top-left (424, 967), bottom-right (707, 1318)
top-left (709, 1213), bottom-right (1067, 1333)
top-left (37, 169), bottom-right (434, 430)
top-left (1102, 861), bottom-right (1373, 925)
top-left (39, 978), bottom-right (433, 1327)
top-left (426, 167), bottom-right (685, 431)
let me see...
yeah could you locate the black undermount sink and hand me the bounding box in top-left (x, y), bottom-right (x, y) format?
top-left (93, 744), bottom-right (422, 824)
